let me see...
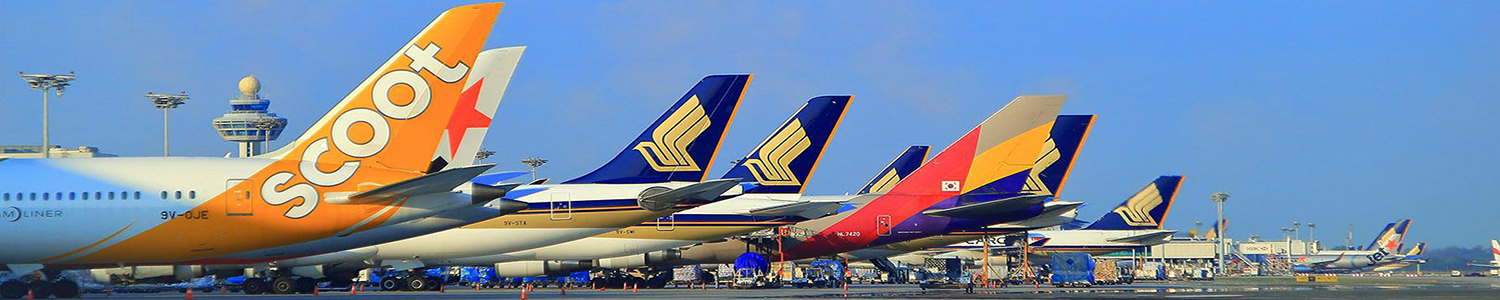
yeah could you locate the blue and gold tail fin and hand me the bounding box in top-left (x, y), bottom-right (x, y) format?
top-left (720, 96), bottom-right (850, 194)
top-left (857, 146), bottom-right (929, 195)
top-left (1022, 115), bottom-right (1095, 197)
top-left (1084, 175), bottom-right (1184, 230)
top-left (565, 75), bottom-right (751, 184)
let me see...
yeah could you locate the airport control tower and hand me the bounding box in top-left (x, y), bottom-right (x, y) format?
top-left (212, 75), bottom-right (287, 157)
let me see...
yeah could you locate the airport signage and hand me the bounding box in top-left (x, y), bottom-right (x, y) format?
top-left (1240, 243), bottom-right (1274, 255)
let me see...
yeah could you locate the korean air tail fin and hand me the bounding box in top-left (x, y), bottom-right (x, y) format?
top-left (720, 96), bottom-right (850, 194)
top-left (1022, 115), bottom-right (1095, 197)
top-left (857, 146), bottom-right (929, 195)
top-left (564, 75), bottom-right (751, 184)
top-left (266, 3), bottom-right (504, 175)
top-left (1084, 175), bottom-right (1184, 230)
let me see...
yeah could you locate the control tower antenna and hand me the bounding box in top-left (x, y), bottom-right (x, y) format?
top-left (19, 71), bottom-right (75, 158)
top-left (212, 75), bottom-right (287, 157)
top-left (145, 91), bottom-right (189, 156)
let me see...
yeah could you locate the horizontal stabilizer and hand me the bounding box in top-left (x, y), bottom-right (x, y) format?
top-left (471, 171), bottom-right (532, 185)
top-left (529, 178), bottom-right (549, 185)
top-left (638, 179), bottom-right (740, 211)
top-left (740, 199), bottom-right (847, 219)
top-left (922, 194), bottom-right (1051, 219)
top-left (472, 182), bottom-right (523, 205)
top-left (328, 164), bottom-right (495, 204)
top-left (1105, 230), bottom-right (1178, 244)
top-left (984, 201), bottom-right (1082, 229)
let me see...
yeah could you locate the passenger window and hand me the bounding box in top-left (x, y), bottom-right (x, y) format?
top-left (69, 192), bottom-right (76, 200)
top-left (2, 193), bottom-right (8, 201)
top-left (134, 191), bottom-right (141, 199)
top-left (43, 193), bottom-right (49, 201)
top-left (189, 191), bottom-right (196, 199)
top-left (30, 193), bottom-right (37, 201)
top-left (94, 192), bottom-right (101, 200)
top-left (82, 192), bottom-right (88, 200)
top-left (175, 191), bottom-right (182, 199)
top-left (108, 192), bottom-right (115, 200)
top-left (161, 191), bottom-right (168, 199)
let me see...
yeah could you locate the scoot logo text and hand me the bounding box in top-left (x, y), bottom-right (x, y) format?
top-left (262, 42), bottom-right (470, 219)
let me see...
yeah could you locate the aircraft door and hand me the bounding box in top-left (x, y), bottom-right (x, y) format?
top-left (225, 179), bottom-right (253, 216)
top-left (655, 214), bottom-right (675, 231)
top-left (550, 193), bottom-right (572, 220)
top-left (876, 215), bottom-right (893, 236)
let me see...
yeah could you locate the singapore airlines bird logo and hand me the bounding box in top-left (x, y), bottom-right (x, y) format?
top-left (868, 170), bottom-right (902, 194)
top-left (634, 95), bottom-right (710, 172)
top-left (1113, 182), bottom-right (1164, 227)
top-left (1023, 138), bottom-right (1061, 196)
top-left (742, 119), bottom-right (811, 186)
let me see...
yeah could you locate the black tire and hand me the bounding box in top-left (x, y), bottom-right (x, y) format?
top-left (425, 278), bottom-right (442, 291)
top-left (0, 281), bottom-right (26, 299)
top-left (380, 277), bottom-right (403, 291)
top-left (269, 277), bottom-right (298, 294)
top-left (403, 276), bottom-right (428, 291)
top-left (51, 280), bottom-right (80, 299)
top-left (296, 277), bottom-right (317, 294)
top-left (24, 281), bottom-right (50, 299)
top-left (242, 279), bottom-right (268, 295)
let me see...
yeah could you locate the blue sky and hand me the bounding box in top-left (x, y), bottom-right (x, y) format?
top-left (1, 1), bottom-right (1496, 247)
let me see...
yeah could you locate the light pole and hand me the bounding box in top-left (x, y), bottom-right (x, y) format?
top-left (1211, 192), bottom-right (1228, 275)
top-left (19, 72), bottom-right (75, 158)
top-left (520, 157), bottom-right (548, 182)
top-left (1307, 223), bottom-right (1316, 253)
top-left (475, 149), bottom-right (496, 162)
top-left (1347, 223), bottom-right (1354, 250)
top-left (145, 92), bottom-right (189, 156)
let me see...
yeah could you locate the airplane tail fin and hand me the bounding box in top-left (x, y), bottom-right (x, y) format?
top-left (720, 96), bottom-right (850, 194)
top-left (1405, 242), bottom-right (1426, 256)
top-left (881, 95), bottom-right (1065, 198)
top-left (856, 146), bottom-right (929, 195)
top-left (267, 3), bottom-right (504, 174)
top-left (564, 75), bottom-right (751, 184)
top-left (1084, 175), bottom-right (1184, 230)
top-left (1370, 220), bottom-right (1411, 253)
top-left (1491, 239), bottom-right (1499, 261)
top-left (1022, 115), bottom-right (1095, 197)
top-left (1204, 219), bottom-right (1226, 240)
top-left (436, 46), bottom-right (525, 171)
top-left (1365, 222), bottom-right (1398, 251)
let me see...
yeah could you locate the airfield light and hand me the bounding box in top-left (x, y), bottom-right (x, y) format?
top-left (145, 92), bottom-right (190, 156)
top-left (19, 71), bottom-right (76, 158)
top-left (521, 157), bottom-right (548, 182)
top-left (476, 149), bottom-right (496, 162)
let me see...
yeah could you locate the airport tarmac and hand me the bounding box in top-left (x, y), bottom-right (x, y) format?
top-left (68, 276), bottom-right (1500, 299)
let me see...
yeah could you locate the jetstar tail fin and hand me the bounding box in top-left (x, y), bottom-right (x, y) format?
top-left (857, 146), bottom-right (929, 195)
top-left (565, 75), bottom-right (751, 184)
top-left (1084, 175), bottom-right (1184, 230)
top-left (433, 46), bottom-right (526, 172)
top-left (720, 96), bottom-right (850, 194)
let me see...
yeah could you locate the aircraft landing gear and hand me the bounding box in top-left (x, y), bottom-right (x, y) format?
top-left (51, 280), bottom-right (80, 298)
top-left (270, 276), bottom-right (299, 294)
top-left (0, 280), bottom-right (26, 299)
top-left (242, 278), bottom-right (268, 295)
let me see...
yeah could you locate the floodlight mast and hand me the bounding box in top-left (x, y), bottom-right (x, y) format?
top-left (145, 92), bottom-right (190, 156)
top-left (520, 157), bottom-right (548, 182)
top-left (19, 71), bottom-right (75, 158)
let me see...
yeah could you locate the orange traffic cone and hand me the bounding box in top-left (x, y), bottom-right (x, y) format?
top-left (350, 285), bottom-right (357, 295)
top-left (106, 288), bottom-right (113, 298)
top-left (25, 289), bottom-right (33, 300)
top-left (313, 286), bottom-right (320, 296)
top-left (220, 285), bottom-right (227, 294)
top-left (560, 284), bottom-right (566, 295)
top-left (519, 286), bottom-right (528, 300)
top-left (185, 288), bottom-right (194, 299)
top-left (439, 284), bottom-right (445, 293)
top-left (632, 283), bottom-right (638, 293)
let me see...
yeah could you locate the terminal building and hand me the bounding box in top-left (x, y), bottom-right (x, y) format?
top-left (0, 145), bottom-right (114, 158)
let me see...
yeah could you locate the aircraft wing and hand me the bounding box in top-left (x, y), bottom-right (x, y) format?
top-left (739, 198), bottom-right (848, 219)
top-left (327, 164), bottom-right (495, 204)
top-left (638, 178), bottom-right (741, 211)
top-left (470, 171), bottom-right (532, 185)
top-left (922, 194), bottom-right (1051, 218)
top-left (1105, 230), bottom-right (1177, 244)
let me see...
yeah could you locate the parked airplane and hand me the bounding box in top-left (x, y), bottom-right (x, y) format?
top-left (1022, 175), bottom-right (1185, 257)
top-left (1466, 240), bottom-right (1500, 268)
top-left (0, 3), bottom-right (524, 298)
top-left (482, 96), bottom-right (852, 285)
top-left (232, 74), bottom-right (753, 294)
top-left (673, 95), bottom-right (1067, 264)
top-left (839, 114), bottom-right (1097, 261)
top-left (1290, 219), bottom-right (1414, 273)
top-left (1373, 242), bottom-right (1426, 272)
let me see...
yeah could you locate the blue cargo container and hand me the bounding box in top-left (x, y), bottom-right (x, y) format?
top-left (1049, 253), bottom-right (1095, 287)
